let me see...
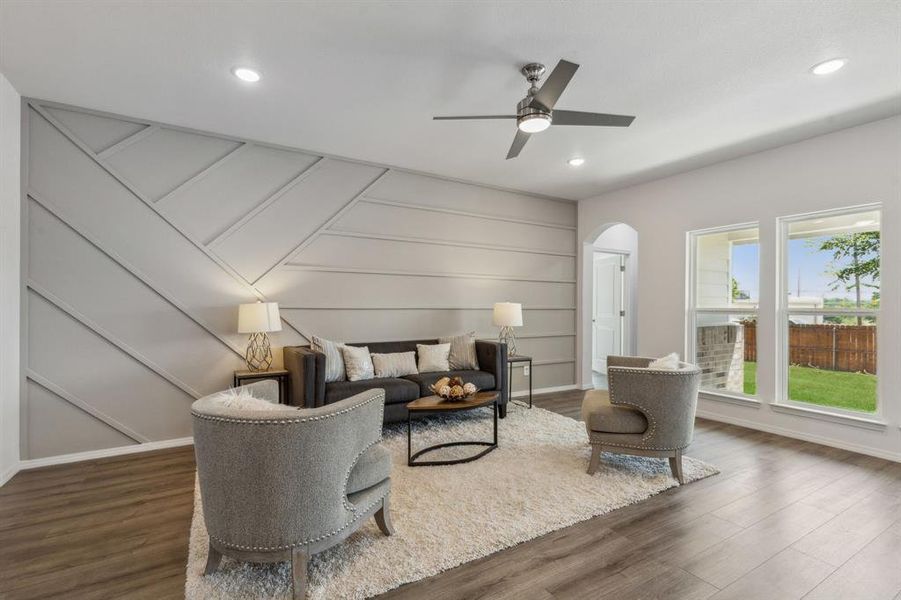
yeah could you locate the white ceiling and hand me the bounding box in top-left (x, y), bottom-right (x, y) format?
top-left (1, 1), bottom-right (899, 200)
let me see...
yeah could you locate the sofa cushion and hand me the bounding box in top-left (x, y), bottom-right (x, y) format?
top-left (347, 443), bottom-right (391, 494)
top-left (325, 378), bottom-right (420, 405)
top-left (403, 370), bottom-right (496, 397)
top-left (580, 389), bottom-right (648, 434)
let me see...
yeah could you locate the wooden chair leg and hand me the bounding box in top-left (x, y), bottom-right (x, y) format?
top-left (204, 541), bottom-right (222, 575)
top-left (587, 444), bottom-right (602, 475)
top-left (669, 449), bottom-right (684, 484)
top-left (291, 546), bottom-right (308, 600)
top-left (375, 495), bottom-right (395, 536)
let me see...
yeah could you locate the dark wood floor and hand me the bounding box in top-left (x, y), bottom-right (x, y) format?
top-left (1, 390), bottom-right (900, 599)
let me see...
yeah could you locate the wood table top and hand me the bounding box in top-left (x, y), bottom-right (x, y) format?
top-left (406, 391), bottom-right (499, 412)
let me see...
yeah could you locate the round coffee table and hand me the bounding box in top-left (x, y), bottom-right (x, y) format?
top-left (406, 391), bottom-right (499, 467)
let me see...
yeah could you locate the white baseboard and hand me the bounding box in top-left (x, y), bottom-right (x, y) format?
top-left (695, 409), bottom-right (901, 463)
top-left (0, 463), bottom-right (18, 487)
top-left (16, 436), bottom-right (194, 472)
top-left (511, 383), bottom-right (579, 398)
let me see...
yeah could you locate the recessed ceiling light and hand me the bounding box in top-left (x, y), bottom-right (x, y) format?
top-left (567, 157), bottom-right (585, 167)
top-left (232, 67), bottom-right (261, 83)
top-left (810, 58), bottom-right (846, 76)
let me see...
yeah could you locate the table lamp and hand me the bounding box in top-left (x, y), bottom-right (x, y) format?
top-left (237, 301), bottom-right (282, 371)
top-left (493, 302), bottom-right (523, 356)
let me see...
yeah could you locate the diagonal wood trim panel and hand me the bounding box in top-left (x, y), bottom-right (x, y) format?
top-left (26, 370), bottom-right (149, 444)
top-left (27, 281), bottom-right (203, 400)
top-left (22, 99), bottom-right (577, 461)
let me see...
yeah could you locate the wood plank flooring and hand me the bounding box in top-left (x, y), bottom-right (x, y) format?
top-left (1, 389), bottom-right (899, 599)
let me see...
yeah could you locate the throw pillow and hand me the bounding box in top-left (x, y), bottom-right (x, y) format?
top-left (649, 352), bottom-right (681, 370)
top-left (342, 345), bottom-right (375, 381)
top-left (312, 335), bottom-right (346, 382)
top-left (438, 332), bottom-right (479, 370)
top-left (213, 388), bottom-right (283, 411)
top-left (371, 351), bottom-right (418, 378)
top-left (417, 343), bottom-right (451, 373)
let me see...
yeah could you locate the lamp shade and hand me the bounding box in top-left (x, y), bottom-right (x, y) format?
top-left (237, 302), bottom-right (282, 333)
top-left (492, 302), bottom-right (523, 327)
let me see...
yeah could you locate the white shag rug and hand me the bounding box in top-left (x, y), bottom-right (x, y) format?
top-left (185, 406), bottom-right (718, 599)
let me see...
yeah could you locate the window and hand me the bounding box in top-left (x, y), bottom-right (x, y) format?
top-left (687, 225), bottom-right (759, 397)
top-left (779, 206), bottom-right (880, 414)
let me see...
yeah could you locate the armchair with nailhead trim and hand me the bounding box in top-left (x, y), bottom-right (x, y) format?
top-left (191, 382), bottom-right (394, 599)
top-left (580, 356), bottom-right (701, 483)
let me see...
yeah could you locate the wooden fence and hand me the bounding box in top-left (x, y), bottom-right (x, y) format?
top-left (743, 323), bottom-right (876, 374)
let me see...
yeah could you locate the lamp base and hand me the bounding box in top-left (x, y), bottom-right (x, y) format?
top-left (498, 326), bottom-right (517, 356)
top-left (245, 332), bottom-right (273, 372)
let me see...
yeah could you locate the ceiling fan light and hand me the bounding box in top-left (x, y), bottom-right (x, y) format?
top-left (518, 113), bottom-right (551, 133)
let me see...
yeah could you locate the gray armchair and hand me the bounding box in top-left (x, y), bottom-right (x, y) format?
top-left (191, 381), bottom-right (394, 599)
top-left (581, 356), bottom-right (701, 483)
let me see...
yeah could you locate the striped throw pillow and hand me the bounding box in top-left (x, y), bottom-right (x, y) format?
top-left (311, 335), bottom-right (346, 383)
top-left (439, 332), bottom-right (479, 370)
top-left (372, 351), bottom-right (418, 378)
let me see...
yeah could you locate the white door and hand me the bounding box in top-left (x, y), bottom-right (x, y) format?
top-left (592, 253), bottom-right (624, 373)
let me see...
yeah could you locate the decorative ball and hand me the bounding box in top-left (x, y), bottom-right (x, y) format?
top-left (434, 377), bottom-right (451, 390)
top-left (438, 385), bottom-right (451, 397)
top-left (463, 382), bottom-right (477, 395)
top-left (450, 385), bottom-right (464, 398)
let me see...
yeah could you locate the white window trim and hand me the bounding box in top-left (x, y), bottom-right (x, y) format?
top-left (686, 222), bottom-right (760, 402)
top-left (775, 203), bottom-right (883, 419)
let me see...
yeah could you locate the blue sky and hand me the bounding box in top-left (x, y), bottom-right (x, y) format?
top-left (731, 236), bottom-right (878, 302)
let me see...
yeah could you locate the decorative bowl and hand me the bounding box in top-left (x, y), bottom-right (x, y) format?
top-left (429, 376), bottom-right (478, 401)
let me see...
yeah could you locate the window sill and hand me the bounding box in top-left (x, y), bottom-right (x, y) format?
top-left (770, 402), bottom-right (887, 431)
top-left (699, 391), bottom-right (761, 408)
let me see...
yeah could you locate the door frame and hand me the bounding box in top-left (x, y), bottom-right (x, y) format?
top-left (591, 248), bottom-right (631, 370)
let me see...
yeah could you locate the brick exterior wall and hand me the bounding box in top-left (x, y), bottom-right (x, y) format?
top-left (696, 324), bottom-right (744, 393)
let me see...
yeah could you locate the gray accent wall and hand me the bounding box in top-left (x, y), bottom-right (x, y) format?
top-left (21, 100), bottom-right (577, 460)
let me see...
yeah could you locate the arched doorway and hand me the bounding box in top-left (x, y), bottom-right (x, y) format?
top-left (579, 223), bottom-right (639, 389)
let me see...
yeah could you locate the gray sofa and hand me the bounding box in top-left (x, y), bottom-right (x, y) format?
top-left (581, 356), bottom-right (701, 483)
top-left (192, 381), bottom-right (394, 599)
top-left (284, 338), bottom-right (509, 423)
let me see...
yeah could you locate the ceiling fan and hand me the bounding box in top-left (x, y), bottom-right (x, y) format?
top-left (433, 59), bottom-right (635, 159)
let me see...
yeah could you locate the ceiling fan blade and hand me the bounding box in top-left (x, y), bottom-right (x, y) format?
top-left (433, 115), bottom-right (517, 120)
top-left (530, 59), bottom-right (579, 112)
top-left (551, 110), bottom-right (635, 127)
top-left (506, 129), bottom-right (531, 160)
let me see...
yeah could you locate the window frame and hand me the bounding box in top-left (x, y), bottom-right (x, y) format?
top-left (686, 222), bottom-right (760, 402)
top-left (776, 203), bottom-right (882, 418)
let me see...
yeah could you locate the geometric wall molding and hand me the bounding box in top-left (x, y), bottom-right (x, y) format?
top-left (23, 98), bottom-right (577, 460)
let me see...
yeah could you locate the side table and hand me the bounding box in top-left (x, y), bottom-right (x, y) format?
top-left (507, 354), bottom-right (533, 408)
top-left (233, 369), bottom-right (290, 404)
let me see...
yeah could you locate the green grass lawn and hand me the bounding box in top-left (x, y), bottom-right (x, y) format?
top-left (743, 362), bottom-right (877, 413)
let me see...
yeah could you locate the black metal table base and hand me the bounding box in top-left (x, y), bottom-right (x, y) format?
top-left (407, 402), bottom-right (498, 467)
